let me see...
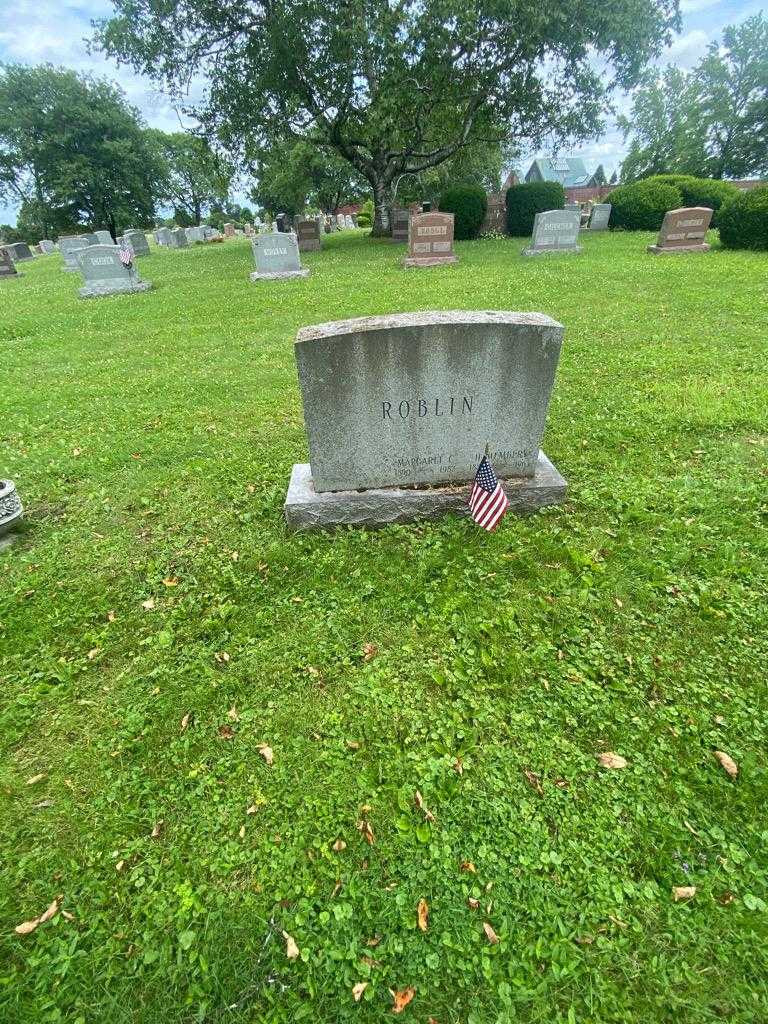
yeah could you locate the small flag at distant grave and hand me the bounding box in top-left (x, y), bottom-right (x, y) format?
top-left (118, 246), bottom-right (133, 268)
top-left (468, 453), bottom-right (510, 531)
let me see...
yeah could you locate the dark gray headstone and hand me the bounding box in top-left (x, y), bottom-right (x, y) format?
top-left (296, 218), bottom-right (321, 252)
top-left (123, 230), bottom-right (150, 256)
top-left (0, 248), bottom-right (20, 279)
top-left (587, 204), bottom-right (611, 230)
top-left (5, 242), bottom-right (35, 262)
top-left (522, 209), bottom-right (582, 256)
top-left (77, 244), bottom-right (152, 299)
top-left (250, 232), bottom-right (309, 281)
top-left (59, 236), bottom-right (89, 271)
top-left (391, 207), bottom-right (410, 243)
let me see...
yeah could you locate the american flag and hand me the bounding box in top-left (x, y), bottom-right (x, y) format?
top-left (118, 245), bottom-right (133, 267)
top-left (468, 454), bottom-right (510, 531)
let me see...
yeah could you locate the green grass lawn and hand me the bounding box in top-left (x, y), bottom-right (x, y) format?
top-left (2, 230), bottom-right (767, 1024)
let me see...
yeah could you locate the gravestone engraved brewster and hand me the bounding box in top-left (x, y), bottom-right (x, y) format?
top-left (285, 311), bottom-right (567, 529)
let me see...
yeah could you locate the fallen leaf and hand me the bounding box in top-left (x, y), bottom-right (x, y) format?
top-left (718, 891), bottom-right (735, 906)
top-left (331, 880), bottom-right (342, 898)
top-left (26, 773), bottom-right (46, 786)
top-left (467, 897), bottom-right (480, 910)
top-left (227, 706), bottom-right (239, 722)
top-left (258, 744), bottom-right (274, 766)
top-left (598, 752), bottom-right (627, 769)
top-left (553, 778), bottom-right (569, 789)
top-left (37, 900), bottom-right (59, 924)
top-left (282, 931), bottom-right (299, 960)
top-left (162, 577), bottom-right (178, 587)
top-left (460, 861), bottom-right (476, 874)
top-left (238, 824), bottom-right (246, 839)
top-left (87, 647), bottom-right (100, 661)
top-left (72, 447), bottom-right (81, 457)
top-left (14, 918), bottom-right (40, 936)
top-left (107, 610), bottom-right (116, 622)
top-left (357, 819), bottom-right (375, 845)
top-left (180, 713), bottom-right (191, 733)
top-left (453, 757), bottom-right (463, 776)
top-left (231, 550), bottom-right (239, 561)
top-left (414, 791), bottom-right (436, 822)
top-left (714, 750), bottom-right (738, 779)
top-left (366, 936), bottom-right (381, 947)
top-left (218, 724), bottom-right (235, 740)
top-left (332, 839), bottom-right (347, 852)
top-left (352, 981), bottom-right (369, 1002)
top-left (116, 860), bottom-right (125, 872)
top-left (523, 769), bottom-right (544, 796)
top-left (482, 921), bottom-right (499, 944)
top-left (34, 800), bottom-right (53, 809)
top-left (363, 643), bottom-right (378, 661)
top-left (346, 740), bottom-right (361, 751)
top-left (151, 820), bottom-right (164, 839)
top-left (141, 598), bottom-right (155, 611)
top-left (61, 910), bottom-right (75, 922)
top-left (391, 987), bottom-right (415, 1013)
top-left (246, 805), bottom-right (258, 815)
top-left (672, 885), bottom-right (697, 902)
top-left (290, 596), bottom-right (303, 603)
top-left (215, 651), bottom-right (230, 664)
top-left (417, 898), bottom-right (429, 932)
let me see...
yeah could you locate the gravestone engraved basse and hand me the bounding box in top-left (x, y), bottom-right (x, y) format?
top-left (296, 218), bottom-right (322, 252)
top-left (285, 311), bottom-right (567, 529)
top-left (250, 231), bottom-right (309, 281)
top-left (39, 239), bottom-right (56, 254)
top-left (167, 228), bottom-right (189, 249)
top-left (647, 206), bottom-right (713, 255)
top-left (59, 235), bottom-right (88, 271)
top-left (0, 247), bottom-right (21, 279)
top-left (391, 207), bottom-right (410, 243)
top-left (4, 242), bottom-right (35, 262)
top-left (123, 230), bottom-right (150, 256)
top-left (587, 203), bottom-right (611, 230)
top-left (77, 244), bottom-right (152, 299)
top-left (403, 211), bottom-right (457, 268)
top-left (522, 209), bottom-right (582, 256)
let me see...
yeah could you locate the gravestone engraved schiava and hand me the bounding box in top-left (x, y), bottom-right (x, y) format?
top-left (523, 209), bottom-right (582, 256)
top-left (286, 311), bottom-right (566, 528)
top-left (77, 244), bottom-right (152, 299)
top-left (648, 207), bottom-right (713, 255)
top-left (250, 232), bottom-right (309, 281)
top-left (403, 212), bottom-right (457, 268)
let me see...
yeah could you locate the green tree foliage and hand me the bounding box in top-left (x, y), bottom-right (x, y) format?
top-left (648, 174), bottom-right (737, 225)
top-left (718, 186), bottom-right (768, 250)
top-left (608, 178), bottom-right (682, 230)
top-left (152, 131), bottom-right (234, 226)
top-left (620, 14), bottom-right (768, 181)
top-left (395, 141), bottom-right (511, 209)
top-left (438, 185), bottom-right (487, 240)
top-left (95, 0), bottom-right (679, 235)
top-left (207, 202), bottom-right (254, 231)
top-left (0, 64), bottom-right (164, 239)
top-left (251, 139), bottom-right (365, 218)
top-left (505, 181), bottom-right (565, 236)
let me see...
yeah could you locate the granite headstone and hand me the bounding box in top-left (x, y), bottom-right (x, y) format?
top-left (250, 231), bottom-right (309, 281)
top-left (39, 239), bottom-right (56, 254)
top-left (224, 222), bottom-right (235, 238)
top-left (647, 207), bottom-right (713, 255)
top-left (296, 218), bottom-right (322, 253)
top-left (59, 235), bottom-right (88, 271)
top-left (522, 209), bottom-right (582, 256)
top-left (124, 230), bottom-right (150, 256)
top-left (5, 242), bottom-right (34, 262)
top-left (77, 244), bottom-right (152, 299)
top-left (587, 204), bottom-right (611, 231)
top-left (403, 211), bottom-right (457, 268)
top-left (168, 228), bottom-right (189, 249)
top-left (0, 247), bottom-right (20, 279)
top-left (391, 207), bottom-right (410, 243)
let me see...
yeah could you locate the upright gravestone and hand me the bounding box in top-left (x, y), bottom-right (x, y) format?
top-left (224, 222), bottom-right (235, 238)
top-left (244, 223), bottom-right (254, 236)
top-left (391, 207), bottom-right (410, 243)
top-left (156, 227), bottom-right (172, 246)
top-left (587, 204), bottom-right (611, 231)
top-left (77, 244), bottom-right (152, 299)
top-left (296, 219), bottom-right (322, 253)
top-left (4, 242), bottom-right (35, 262)
top-left (480, 193), bottom-right (506, 236)
top-left (403, 212), bottom-right (457, 269)
top-left (522, 209), bottom-right (582, 257)
top-left (0, 247), bottom-right (20, 279)
top-left (284, 311), bottom-right (567, 529)
top-left (168, 228), bottom-right (189, 249)
top-left (39, 239), bottom-right (56, 254)
top-left (250, 232), bottom-right (309, 282)
top-left (94, 230), bottom-right (113, 245)
top-left (647, 207), bottom-right (713, 255)
top-left (336, 213), bottom-right (345, 229)
top-left (59, 236), bottom-right (89, 271)
top-left (344, 214), bottom-right (354, 229)
top-left (81, 232), bottom-right (98, 246)
top-left (124, 230), bottom-right (150, 256)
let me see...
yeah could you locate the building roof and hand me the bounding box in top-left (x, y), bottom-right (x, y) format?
top-left (526, 157), bottom-right (593, 187)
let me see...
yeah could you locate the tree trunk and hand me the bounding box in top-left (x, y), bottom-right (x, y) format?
top-left (194, 199), bottom-right (201, 225)
top-left (371, 178), bottom-right (393, 237)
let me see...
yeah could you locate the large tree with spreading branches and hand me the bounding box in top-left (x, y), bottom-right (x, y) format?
top-left (95, 0), bottom-right (681, 235)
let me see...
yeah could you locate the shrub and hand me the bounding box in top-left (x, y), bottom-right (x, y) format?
top-left (505, 182), bottom-right (565, 236)
top-left (357, 199), bottom-right (373, 228)
top-left (608, 179), bottom-right (682, 231)
top-left (646, 175), bottom-right (738, 225)
top-left (438, 185), bottom-right (487, 240)
top-left (718, 186), bottom-right (768, 250)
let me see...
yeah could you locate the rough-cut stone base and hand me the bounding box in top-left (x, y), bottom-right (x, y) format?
top-left (78, 280), bottom-right (153, 299)
top-left (298, 242), bottom-right (321, 253)
top-left (402, 255), bottom-right (458, 269)
top-left (250, 268), bottom-right (311, 282)
top-left (647, 243), bottom-right (711, 255)
top-left (284, 451), bottom-right (566, 531)
top-left (522, 245), bottom-right (582, 257)
top-left (1, 273), bottom-right (23, 280)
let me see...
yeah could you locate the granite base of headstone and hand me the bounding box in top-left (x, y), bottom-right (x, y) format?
top-left (403, 212), bottom-right (457, 268)
top-left (284, 311), bottom-right (567, 530)
top-left (522, 209), bottom-right (582, 256)
top-left (647, 207), bottom-right (713, 255)
top-left (0, 248), bottom-right (21, 279)
top-left (250, 232), bottom-right (310, 281)
top-left (0, 479), bottom-right (24, 545)
top-left (77, 244), bottom-right (152, 299)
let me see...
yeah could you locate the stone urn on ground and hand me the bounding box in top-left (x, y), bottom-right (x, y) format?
top-left (0, 480), bottom-right (23, 543)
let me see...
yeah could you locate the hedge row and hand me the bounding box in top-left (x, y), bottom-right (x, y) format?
top-left (505, 182), bottom-right (565, 236)
top-left (718, 186), bottom-right (768, 250)
top-left (438, 185), bottom-right (487, 239)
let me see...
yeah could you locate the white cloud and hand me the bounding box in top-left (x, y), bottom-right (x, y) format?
top-left (680, 0), bottom-right (722, 12)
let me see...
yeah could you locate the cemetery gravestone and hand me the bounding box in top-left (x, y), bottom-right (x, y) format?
top-left (224, 222), bottom-right (235, 238)
top-left (168, 228), bottom-right (189, 249)
top-left (0, 247), bottom-right (20, 279)
top-left (77, 244), bottom-right (152, 299)
top-left (391, 207), bottom-right (410, 243)
top-left (39, 239), bottom-right (56, 254)
top-left (250, 232), bottom-right (309, 281)
top-left (403, 211), bottom-right (457, 268)
top-left (5, 242), bottom-right (35, 262)
top-left (522, 209), bottom-right (582, 256)
top-left (344, 215), bottom-right (354, 229)
top-left (587, 203), bottom-right (611, 230)
top-left (0, 479), bottom-right (24, 543)
top-left (94, 230), bottom-right (113, 245)
top-left (480, 193), bottom-right (506, 236)
top-left (124, 230), bottom-right (150, 256)
top-left (296, 218), bottom-right (322, 253)
top-left (59, 236), bottom-right (88, 271)
top-left (647, 207), bottom-right (713, 255)
top-left (156, 227), bottom-right (172, 246)
top-left (285, 311), bottom-right (567, 529)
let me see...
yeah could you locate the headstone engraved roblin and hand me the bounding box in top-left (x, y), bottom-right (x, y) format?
top-left (77, 244), bottom-right (152, 299)
top-left (285, 311), bottom-right (567, 529)
top-left (403, 211), bottom-right (457, 268)
top-left (59, 235), bottom-right (88, 271)
top-left (250, 231), bottom-right (310, 281)
top-left (296, 218), bottom-right (322, 252)
top-left (586, 203), bottom-right (611, 230)
top-left (647, 206), bottom-right (713, 255)
top-left (0, 247), bottom-right (20, 279)
top-left (522, 209), bottom-right (582, 256)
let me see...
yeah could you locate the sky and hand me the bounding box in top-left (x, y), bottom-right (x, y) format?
top-left (0, 0), bottom-right (762, 225)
